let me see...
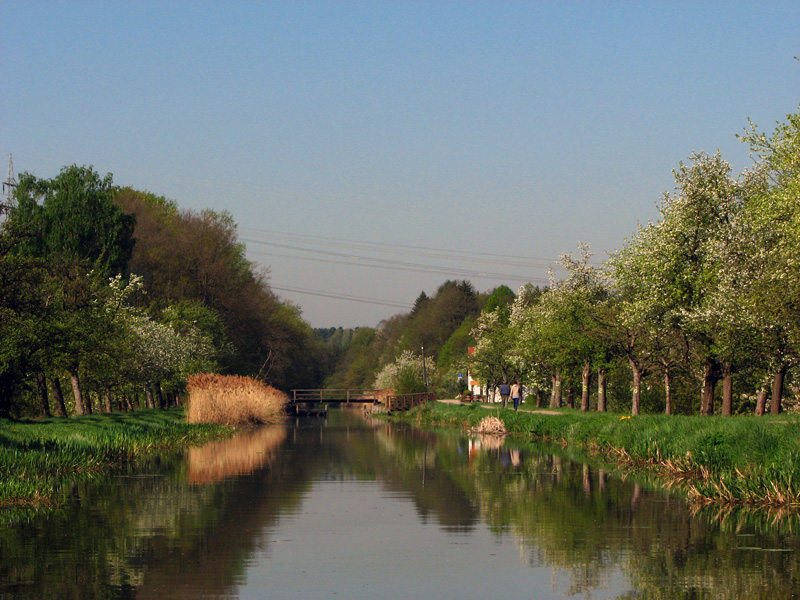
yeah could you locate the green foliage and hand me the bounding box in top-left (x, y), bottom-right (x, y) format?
top-left (325, 280), bottom-right (481, 391)
top-left (482, 284), bottom-right (515, 317)
top-left (394, 365), bottom-right (428, 394)
top-left (435, 316), bottom-right (475, 370)
top-left (374, 350), bottom-right (435, 392)
top-left (0, 409), bottom-right (231, 507)
top-left (12, 165), bottom-right (135, 279)
top-left (396, 402), bottom-right (800, 505)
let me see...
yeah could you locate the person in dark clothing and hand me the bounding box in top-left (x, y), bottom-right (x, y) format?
top-left (499, 382), bottom-right (511, 409)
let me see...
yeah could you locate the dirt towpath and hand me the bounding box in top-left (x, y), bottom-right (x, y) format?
top-left (436, 399), bottom-right (562, 415)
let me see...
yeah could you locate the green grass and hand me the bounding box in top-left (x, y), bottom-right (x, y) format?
top-left (397, 402), bottom-right (800, 508)
top-left (0, 408), bottom-right (233, 507)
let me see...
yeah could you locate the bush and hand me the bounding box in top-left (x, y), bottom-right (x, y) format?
top-left (394, 366), bottom-right (428, 394)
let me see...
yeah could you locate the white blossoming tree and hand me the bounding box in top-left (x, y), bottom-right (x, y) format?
top-left (735, 106), bottom-right (800, 413)
top-left (611, 150), bottom-right (768, 415)
top-left (374, 350), bottom-right (436, 394)
top-left (509, 248), bottom-right (612, 411)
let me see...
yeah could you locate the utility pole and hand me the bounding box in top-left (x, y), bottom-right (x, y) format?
top-left (421, 344), bottom-right (429, 391)
top-left (1, 154), bottom-right (16, 217)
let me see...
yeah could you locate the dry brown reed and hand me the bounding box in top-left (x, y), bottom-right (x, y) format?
top-left (472, 416), bottom-right (507, 436)
top-left (186, 374), bottom-right (288, 426)
top-left (187, 425), bottom-right (287, 484)
top-left (374, 388), bottom-right (394, 404)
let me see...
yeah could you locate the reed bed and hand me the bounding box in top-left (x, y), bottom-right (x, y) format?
top-left (472, 416), bottom-right (507, 435)
top-left (187, 425), bottom-right (287, 484)
top-left (185, 374), bottom-right (288, 426)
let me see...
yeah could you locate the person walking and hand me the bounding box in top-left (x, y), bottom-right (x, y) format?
top-left (510, 382), bottom-right (522, 411)
top-left (499, 381), bottom-right (511, 409)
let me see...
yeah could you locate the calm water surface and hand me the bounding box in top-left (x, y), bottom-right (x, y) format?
top-left (2, 409), bottom-right (799, 599)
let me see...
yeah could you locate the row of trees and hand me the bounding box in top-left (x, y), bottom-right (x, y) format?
top-left (327, 107), bottom-right (799, 416)
top-left (471, 107), bottom-right (800, 415)
top-left (3, 107), bottom-right (796, 418)
top-left (0, 167), bottom-right (330, 418)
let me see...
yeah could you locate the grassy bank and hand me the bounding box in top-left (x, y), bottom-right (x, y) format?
top-left (0, 408), bottom-right (232, 508)
top-left (396, 402), bottom-right (800, 508)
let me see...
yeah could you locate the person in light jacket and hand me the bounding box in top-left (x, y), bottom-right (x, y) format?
top-left (510, 382), bottom-right (522, 411)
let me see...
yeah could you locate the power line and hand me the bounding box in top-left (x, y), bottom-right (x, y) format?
top-left (246, 246), bottom-right (551, 285)
top-left (270, 284), bottom-right (413, 309)
top-left (239, 226), bottom-right (573, 268)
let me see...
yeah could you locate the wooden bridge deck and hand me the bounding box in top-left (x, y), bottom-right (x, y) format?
top-left (289, 389), bottom-right (435, 412)
top-left (291, 389), bottom-right (380, 403)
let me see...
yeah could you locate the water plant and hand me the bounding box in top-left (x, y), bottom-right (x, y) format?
top-left (185, 374), bottom-right (288, 426)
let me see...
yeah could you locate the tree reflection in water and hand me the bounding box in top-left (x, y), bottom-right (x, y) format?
top-left (1, 412), bottom-right (799, 599)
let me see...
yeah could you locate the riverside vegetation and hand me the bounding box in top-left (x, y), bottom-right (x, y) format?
top-left (395, 401), bottom-right (800, 509)
top-left (2, 102), bottom-right (800, 527)
top-left (1, 374), bottom-right (286, 509)
top-left (0, 409), bottom-right (232, 509)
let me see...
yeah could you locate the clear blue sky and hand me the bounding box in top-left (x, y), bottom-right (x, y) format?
top-left (3, 1), bottom-right (798, 328)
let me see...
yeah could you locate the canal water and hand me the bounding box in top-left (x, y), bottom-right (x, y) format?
top-left (2, 409), bottom-right (799, 599)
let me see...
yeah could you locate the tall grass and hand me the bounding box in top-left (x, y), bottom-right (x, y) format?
top-left (396, 403), bottom-right (800, 508)
top-left (186, 374), bottom-right (288, 426)
top-left (0, 409), bottom-right (231, 508)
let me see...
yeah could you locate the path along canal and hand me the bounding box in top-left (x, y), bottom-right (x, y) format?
top-left (2, 408), bottom-right (798, 599)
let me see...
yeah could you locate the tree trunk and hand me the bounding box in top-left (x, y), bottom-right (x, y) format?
top-left (631, 483), bottom-right (642, 511)
top-left (566, 384), bottom-right (574, 409)
top-left (721, 362), bottom-right (733, 416)
top-left (155, 383), bottom-right (165, 409)
top-left (0, 372), bottom-right (13, 418)
top-left (145, 386), bottom-right (155, 409)
top-left (550, 371), bottom-right (562, 408)
top-left (629, 358), bottom-right (642, 416)
top-left (582, 464), bottom-right (591, 496)
top-left (51, 377), bottom-right (68, 417)
top-left (755, 385), bottom-right (768, 416)
top-left (700, 360), bottom-right (718, 416)
top-left (69, 367), bottom-right (85, 415)
top-left (581, 362), bottom-right (591, 412)
top-left (535, 389), bottom-right (543, 408)
top-left (104, 387), bottom-right (113, 413)
top-left (597, 369), bottom-right (607, 412)
top-left (663, 365), bottom-right (672, 416)
top-left (771, 364), bottom-right (787, 415)
top-left (36, 372), bottom-right (52, 418)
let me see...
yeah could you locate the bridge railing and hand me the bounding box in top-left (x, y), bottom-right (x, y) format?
top-left (385, 391), bottom-right (436, 412)
top-left (291, 389), bottom-right (380, 403)
top-left (290, 389), bottom-right (436, 411)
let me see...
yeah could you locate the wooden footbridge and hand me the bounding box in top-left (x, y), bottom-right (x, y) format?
top-left (289, 389), bottom-right (435, 414)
